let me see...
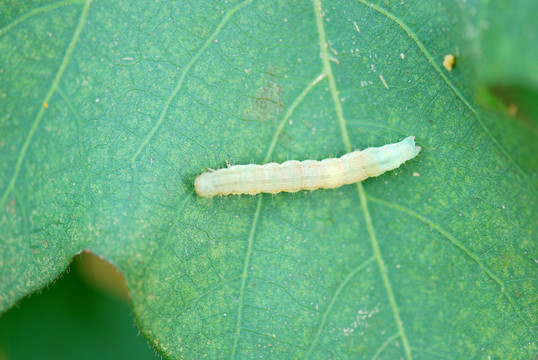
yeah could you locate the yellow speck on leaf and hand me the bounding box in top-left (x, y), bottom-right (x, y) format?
top-left (43, 102), bottom-right (49, 108)
top-left (507, 103), bottom-right (518, 117)
top-left (443, 54), bottom-right (455, 71)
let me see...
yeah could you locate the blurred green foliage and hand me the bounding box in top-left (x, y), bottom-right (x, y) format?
top-left (0, 256), bottom-right (161, 360)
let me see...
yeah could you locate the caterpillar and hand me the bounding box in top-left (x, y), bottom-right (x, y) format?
top-left (195, 136), bottom-right (421, 198)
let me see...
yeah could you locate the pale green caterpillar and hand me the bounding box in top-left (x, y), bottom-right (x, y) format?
top-left (195, 137), bottom-right (420, 198)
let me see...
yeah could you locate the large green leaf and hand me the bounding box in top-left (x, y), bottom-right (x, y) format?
top-left (1, 0), bottom-right (536, 359)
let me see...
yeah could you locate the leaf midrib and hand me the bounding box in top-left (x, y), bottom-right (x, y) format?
top-left (312, 1), bottom-right (414, 359)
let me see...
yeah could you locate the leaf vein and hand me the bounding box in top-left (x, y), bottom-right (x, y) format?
top-left (312, 0), bottom-right (413, 359)
top-left (130, 0), bottom-right (255, 163)
top-left (366, 194), bottom-right (536, 339)
top-left (370, 332), bottom-right (400, 360)
top-left (230, 72), bottom-right (326, 358)
top-left (0, 0), bottom-right (85, 36)
top-left (0, 0), bottom-right (93, 212)
top-left (303, 256), bottom-right (375, 359)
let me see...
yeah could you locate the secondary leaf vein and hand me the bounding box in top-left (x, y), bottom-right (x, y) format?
top-left (303, 256), bottom-right (375, 359)
top-left (130, 0), bottom-right (255, 164)
top-left (0, 0), bottom-right (93, 212)
top-left (0, 0), bottom-right (85, 36)
top-left (366, 194), bottom-right (536, 338)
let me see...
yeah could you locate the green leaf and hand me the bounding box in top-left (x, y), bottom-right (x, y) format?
top-left (1, 0), bottom-right (536, 359)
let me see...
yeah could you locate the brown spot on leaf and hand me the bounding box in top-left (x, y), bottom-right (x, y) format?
top-left (252, 81), bottom-right (284, 122)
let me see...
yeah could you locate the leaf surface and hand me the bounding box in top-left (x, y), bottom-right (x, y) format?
top-left (1, 0), bottom-right (536, 359)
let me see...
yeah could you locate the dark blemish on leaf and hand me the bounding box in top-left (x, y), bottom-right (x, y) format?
top-left (251, 81), bottom-right (284, 122)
